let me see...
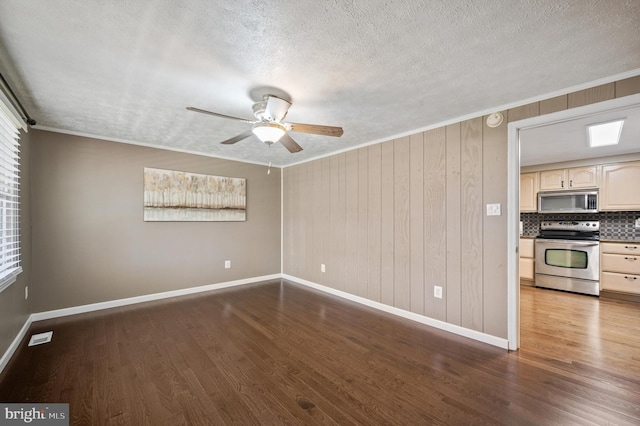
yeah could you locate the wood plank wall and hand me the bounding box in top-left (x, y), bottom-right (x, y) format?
top-left (283, 76), bottom-right (640, 340)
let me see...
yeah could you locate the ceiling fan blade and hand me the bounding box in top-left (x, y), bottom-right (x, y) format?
top-left (279, 133), bottom-right (303, 153)
top-left (220, 130), bottom-right (254, 145)
top-left (263, 96), bottom-right (292, 122)
top-left (187, 107), bottom-right (254, 123)
top-left (287, 122), bottom-right (344, 137)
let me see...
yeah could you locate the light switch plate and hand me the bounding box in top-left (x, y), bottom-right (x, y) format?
top-left (635, 217), bottom-right (640, 229)
top-left (434, 286), bottom-right (443, 299)
top-left (486, 203), bottom-right (501, 216)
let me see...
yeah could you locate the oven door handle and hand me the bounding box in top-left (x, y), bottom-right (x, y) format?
top-left (535, 239), bottom-right (599, 247)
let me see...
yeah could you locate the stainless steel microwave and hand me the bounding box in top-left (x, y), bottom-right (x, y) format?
top-left (537, 189), bottom-right (598, 214)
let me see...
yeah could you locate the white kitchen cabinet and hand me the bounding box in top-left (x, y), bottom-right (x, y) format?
top-left (600, 161), bottom-right (640, 211)
top-left (539, 166), bottom-right (598, 191)
top-left (519, 238), bottom-right (535, 283)
top-left (601, 242), bottom-right (640, 295)
top-left (519, 172), bottom-right (538, 212)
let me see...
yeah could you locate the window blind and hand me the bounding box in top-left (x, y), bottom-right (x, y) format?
top-left (0, 106), bottom-right (21, 292)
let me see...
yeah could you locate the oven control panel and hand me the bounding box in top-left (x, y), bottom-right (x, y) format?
top-left (540, 220), bottom-right (600, 231)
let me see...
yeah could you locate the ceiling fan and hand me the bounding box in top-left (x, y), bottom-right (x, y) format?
top-left (187, 95), bottom-right (343, 153)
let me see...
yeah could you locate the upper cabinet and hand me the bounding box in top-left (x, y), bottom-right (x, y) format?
top-left (519, 172), bottom-right (538, 212)
top-left (539, 166), bottom-right (598, 191)
top-left (568, 166), bottom-right (599, 189)
top-left (522, 160), bottom-right (639, 212)
top-left (538, 169), bottom-right (566, 190)
top-left (600, 161), bottom-right (640, 210)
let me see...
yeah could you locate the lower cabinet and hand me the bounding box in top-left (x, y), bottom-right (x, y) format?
top-left (601, 242), bottom-right (640, 295)
top-left (519, 238), bottom-right (535, 283)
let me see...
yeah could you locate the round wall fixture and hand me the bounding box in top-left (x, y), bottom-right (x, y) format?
top-left (486, 112), bottom-right (504, 128)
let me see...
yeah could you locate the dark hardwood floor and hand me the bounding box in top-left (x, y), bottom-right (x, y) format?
top-left (1, 280), bottom-right (639, 425)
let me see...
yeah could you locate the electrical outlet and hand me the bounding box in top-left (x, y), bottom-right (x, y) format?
top-left (434, 286), bottom-right (443, 299)
top-left (635, 217), bottom-right (640, 229)
top-left (25, 286), bottom-right (28, 300)
top-left (224, 260), bottom-right (231, 269)
top-left (321, 264), bottom-right (326, 273)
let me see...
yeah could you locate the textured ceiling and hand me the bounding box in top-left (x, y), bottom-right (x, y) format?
top-left (520, 101), bottom-right (640, 167)
top-left (0, 0), bottom-right (639, 166)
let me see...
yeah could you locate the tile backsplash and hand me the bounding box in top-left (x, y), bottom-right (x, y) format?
top-left (520, 211), bottom-right (640, 241)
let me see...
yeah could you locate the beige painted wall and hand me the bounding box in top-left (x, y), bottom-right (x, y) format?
top-left (283, 75), bottom-right (640, 340)
top-left (30, 130), bottom-right (281, 312)
top-left (0, 128), bottom-right (31, 357)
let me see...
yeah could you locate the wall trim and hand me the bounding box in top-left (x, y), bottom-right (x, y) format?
top-left (30, 274), bottom-right (281, 322)
top-left (284, 69), bottom-right (640, 168)
top-left (507, 92), bottom-right (640, 351)
top-left (0, 315), bottom-right (33, 375)
top-left (283, 274), bottom-right (510, 350)
top-left (280, 168), bottom-right (284, 274)
top-left (507, 121), bottom-right (521, 351)
top-left (521, 152), bottom-right (640, 173)
top-left (3, 272), bottom-right (512, 375)
top-left (31, 126), bottom-right (277, 168)
top-left (0, 274), bottom-right (280, 375)
top-left (33, 70), bottom-right (640, 170)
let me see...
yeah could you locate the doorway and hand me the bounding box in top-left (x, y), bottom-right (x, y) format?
top-left (506, 92), bottom-right (640, 350)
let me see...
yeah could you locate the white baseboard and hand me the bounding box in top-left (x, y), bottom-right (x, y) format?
top-left (0, 274), bottom-right (280, 375)
top-left (282, 274), bottom-right (510, 350)
top-left (0, 315), bottom-right (33, 375)
top-left (30, 274), bottom-right (281, 322)
top-left (2, 272), bottom-right (509, 376)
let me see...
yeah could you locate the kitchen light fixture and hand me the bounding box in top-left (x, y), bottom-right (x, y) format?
top-left (252, 122), bottom-right (286, 144)
top-left (587, 119), bottom-right (624, 147)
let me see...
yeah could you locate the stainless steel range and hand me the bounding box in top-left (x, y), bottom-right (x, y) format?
top-left (535, 220), bottom-right (600, 296)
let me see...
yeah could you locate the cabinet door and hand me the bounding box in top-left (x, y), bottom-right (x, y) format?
top-left (519, 173), bottom-right (538, 212)
top-left (568, 166), bottom-right (598, 188)
top-left (600, 242), bottom-right (640, 255)
top-left (602, 253), bottom-right (640, 275)
top-left (602, 272), bottom-right (640, 294)
top-left (519, 238), bottom-right (535, 258)
top-left (600, 162), bottom-right (640, 210)
top-left (539, 169), bottom-right (567, 190)
top-left (519, 258), bottom-right (535, 280)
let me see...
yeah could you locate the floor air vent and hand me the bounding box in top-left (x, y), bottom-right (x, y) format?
top-left (28, 331), bottom-right (53, 346)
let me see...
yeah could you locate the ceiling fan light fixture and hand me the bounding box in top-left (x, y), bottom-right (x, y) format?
top-left (187, 92), bottom-right (342, 154)
top-left (252, 122), bottom-right (286, 144)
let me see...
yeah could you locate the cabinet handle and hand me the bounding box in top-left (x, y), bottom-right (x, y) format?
top-left (624, 276), bottom-right (638, 281)
top-left (569, 180), bottom-right (573, 187)
top-left (625, 246), bottom-right (638, 250)
top-left (561, 180), bottom-right (564, 188)
top-left (624, 257), bottom-right (638, 261)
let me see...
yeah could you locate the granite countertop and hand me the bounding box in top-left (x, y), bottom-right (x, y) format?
top-left (520, 234), bottom-right (538, 239)
top-left (520, 235), bottom-right (640, 243)
top-left (600, 238), bottom-right (640, 243)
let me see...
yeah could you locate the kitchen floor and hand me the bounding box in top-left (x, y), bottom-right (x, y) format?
top-left (519, 285), bottom-right (640, 386)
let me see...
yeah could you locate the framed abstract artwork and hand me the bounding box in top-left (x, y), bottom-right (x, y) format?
top-left (143, 168), bottom-right (246, 221)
